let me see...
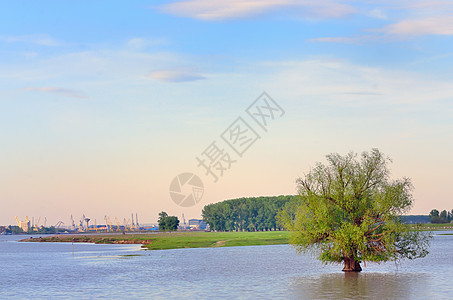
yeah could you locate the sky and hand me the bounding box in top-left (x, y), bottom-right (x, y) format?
top-left (1, 0), bottom-right (453, 226)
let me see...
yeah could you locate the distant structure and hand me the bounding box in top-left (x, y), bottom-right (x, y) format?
top-left (15, 216), bottom-right (31, 232)
top-left (70, 215), bottom-right (76, 231)
top-left (135, 213), bottom-right (139, 230)
top-left (188, 219), bottom-right (207, 230)
top-left (182, 213), bottom-right (186, 227)
top-left (84, 217), bottom-right (90, 231)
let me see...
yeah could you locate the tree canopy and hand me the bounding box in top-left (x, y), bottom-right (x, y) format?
top-left (429, 209), bottom-right (452, 223)
top-left (279, 149), bottom-right (431, 272)
top-left (202, 196), bottom-right (299, 232)
top-left (158, 211), bottom-right (179, 231)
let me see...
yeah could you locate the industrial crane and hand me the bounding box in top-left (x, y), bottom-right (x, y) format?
top-left (123, 218), bottom-right (131, 231)
top-left (33, 217), bottom-right (41, 231)
top-left (70, 215), bottom-right (76, 231)
top-left (105, 216), bottom-right (114, 232)
top-left (136, 213), bottom-right (139, 231)
top-left (55, 221), bottom-right (64, 228)
top-left (14, 216), bottom-right (30, 231)
top-left (114, 217), bottom-right (121, 232)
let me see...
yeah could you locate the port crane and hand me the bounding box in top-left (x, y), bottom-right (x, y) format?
top-left (55, 221), bottom-right (64, 229)
top-left (70, 215), bottom-right (76, 231)
top-left (114, 217), bottom-right (121, 232)
top-left (105, 216), bottom-right (113, 231)
top-left (135, 213), bottom-right (139, 231)
top-left (33, 217), bottom-right (41, 231)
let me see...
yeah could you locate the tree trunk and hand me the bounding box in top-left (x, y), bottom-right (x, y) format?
top-left (342, 256), bottom-right (362, 272)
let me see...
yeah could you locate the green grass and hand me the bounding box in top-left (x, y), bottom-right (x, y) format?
top-left (143, 231), bottom-right (290, 250)
top-left (407, 223), bottom-right (453, 231)
top-left (20, 231), bottom-right (291, 250)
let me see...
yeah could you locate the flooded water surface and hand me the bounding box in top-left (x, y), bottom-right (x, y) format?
top-left (1, 232), bottom-right (452, 299)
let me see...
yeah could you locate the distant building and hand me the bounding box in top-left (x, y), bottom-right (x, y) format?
top-left (188, 219), bottom-right (207, 230)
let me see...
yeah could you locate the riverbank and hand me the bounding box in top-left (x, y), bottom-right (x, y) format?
top-left (409, 223), bottom-right (453, 230)
top-left (20, 231), bottom-right (290, 250)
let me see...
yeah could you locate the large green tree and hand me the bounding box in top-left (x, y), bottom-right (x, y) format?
top-left (279, 149), bottom-right (430, 272)
top-left (158, 211), bottom-right (179, 231)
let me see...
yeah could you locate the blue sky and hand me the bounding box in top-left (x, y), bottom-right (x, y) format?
top-left (1, 0), bottom-right (453, 225)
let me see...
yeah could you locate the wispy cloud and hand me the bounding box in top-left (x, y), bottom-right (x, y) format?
top-left (310, 36), bottom-right (368, 44)
top-left (157, 0), bottom-right (355, 21)
top-left (148, 69), bottom-right (206, 82)
top-left (256, 58), bottom-right (453, 107)
top-left (341, 91), bottom-right (383, 96)
top-left (308, 1), bottom-right (453, 42)
top-left (22, 87), bottom-right (86, 98)
top-left (367, 8), bottom-right (387, 20)
top-left (310, 15), bottom-right (453, 43)
top-left (125, 37), bottom-right (167, 51)
top-left (382, 16), bottom-right (453, 36)
top-left (0, 34), bottom-right (62, 46)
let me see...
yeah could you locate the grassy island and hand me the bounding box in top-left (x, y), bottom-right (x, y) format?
top-left (20, 231), bottom-right (290, 250)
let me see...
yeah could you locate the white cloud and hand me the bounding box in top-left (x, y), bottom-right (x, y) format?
top-left (22, 87), bottom-right (86, 98)
top-left (0, 34), bottom-right (62, 46)
top-left (125, 37), bottom-right (167, 51)
top-left (254, 58), bottom-right (453, 107)
top-left (148, 69), bottom-right (206, 82)
top-left (382, 16), bottom-right (453, 36)
top-left (158, 0), bottom-right (355, 20)
top-left (310, 36), bottom-right (365, 44)
top-left (310, 14), bottom-right (453, 43)
top-left (306, 0), bottom-right (453, 41)
top-left (368, 8), bottom-right (387, 20)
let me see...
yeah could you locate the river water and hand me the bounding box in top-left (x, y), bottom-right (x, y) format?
top-left (1, 232), bottom-right (452, 299)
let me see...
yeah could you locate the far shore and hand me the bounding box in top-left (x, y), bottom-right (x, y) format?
top-left (18, 225), bottom-right (453, 251)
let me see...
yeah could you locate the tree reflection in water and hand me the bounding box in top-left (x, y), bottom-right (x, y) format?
top-left (290, 272), bottom-right (429, 299)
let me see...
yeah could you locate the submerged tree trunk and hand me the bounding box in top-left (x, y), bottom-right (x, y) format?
top-left (342, 256), bottom-right (362, 272)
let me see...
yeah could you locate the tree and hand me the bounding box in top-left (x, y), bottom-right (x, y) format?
top-left (158, 211), bottom-right (179, 231)
top-left (279, 149), bottom-right (431, 272)
top-left (429, 209), bottom-right (440, 223)
top-left (429, 209), bottom-right (451, 223)
top-left (440, 210), bottom-right (448, 223)
top-left (202, 196), bottom-right (296, 232)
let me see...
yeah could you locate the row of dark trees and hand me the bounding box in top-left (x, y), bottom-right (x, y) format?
top-left (429, 209), bottom-right (453, 223)
top-left (0, 225), bottom-right (61, 234)
top-left (202, 195), bottom-right (300, 232)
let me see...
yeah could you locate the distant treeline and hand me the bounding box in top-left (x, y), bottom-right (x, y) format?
top-left (429, 209), bottom-right (453, 224)
top-left (0, 225), bottom-right (62, 235)
top-left (201, 195), bottom-right (441, 232)
top-left (400, 215), bottom-right (430, 224)
top-left (202, 196), bottom-right (300, 232)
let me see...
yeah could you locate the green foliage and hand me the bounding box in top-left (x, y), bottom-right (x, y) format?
top-left (202, 196), bottom-right (300, 232)
top-left (158, 211), bottom-right (179, 231)
top-left (36, 226), bottom-right (58, 234)
top-left (280, 149), bottom-right (431, 269)
top-left (429, 209), bottom-right (451, 223)
top-left (5, 225), bottom-right (24, 234)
